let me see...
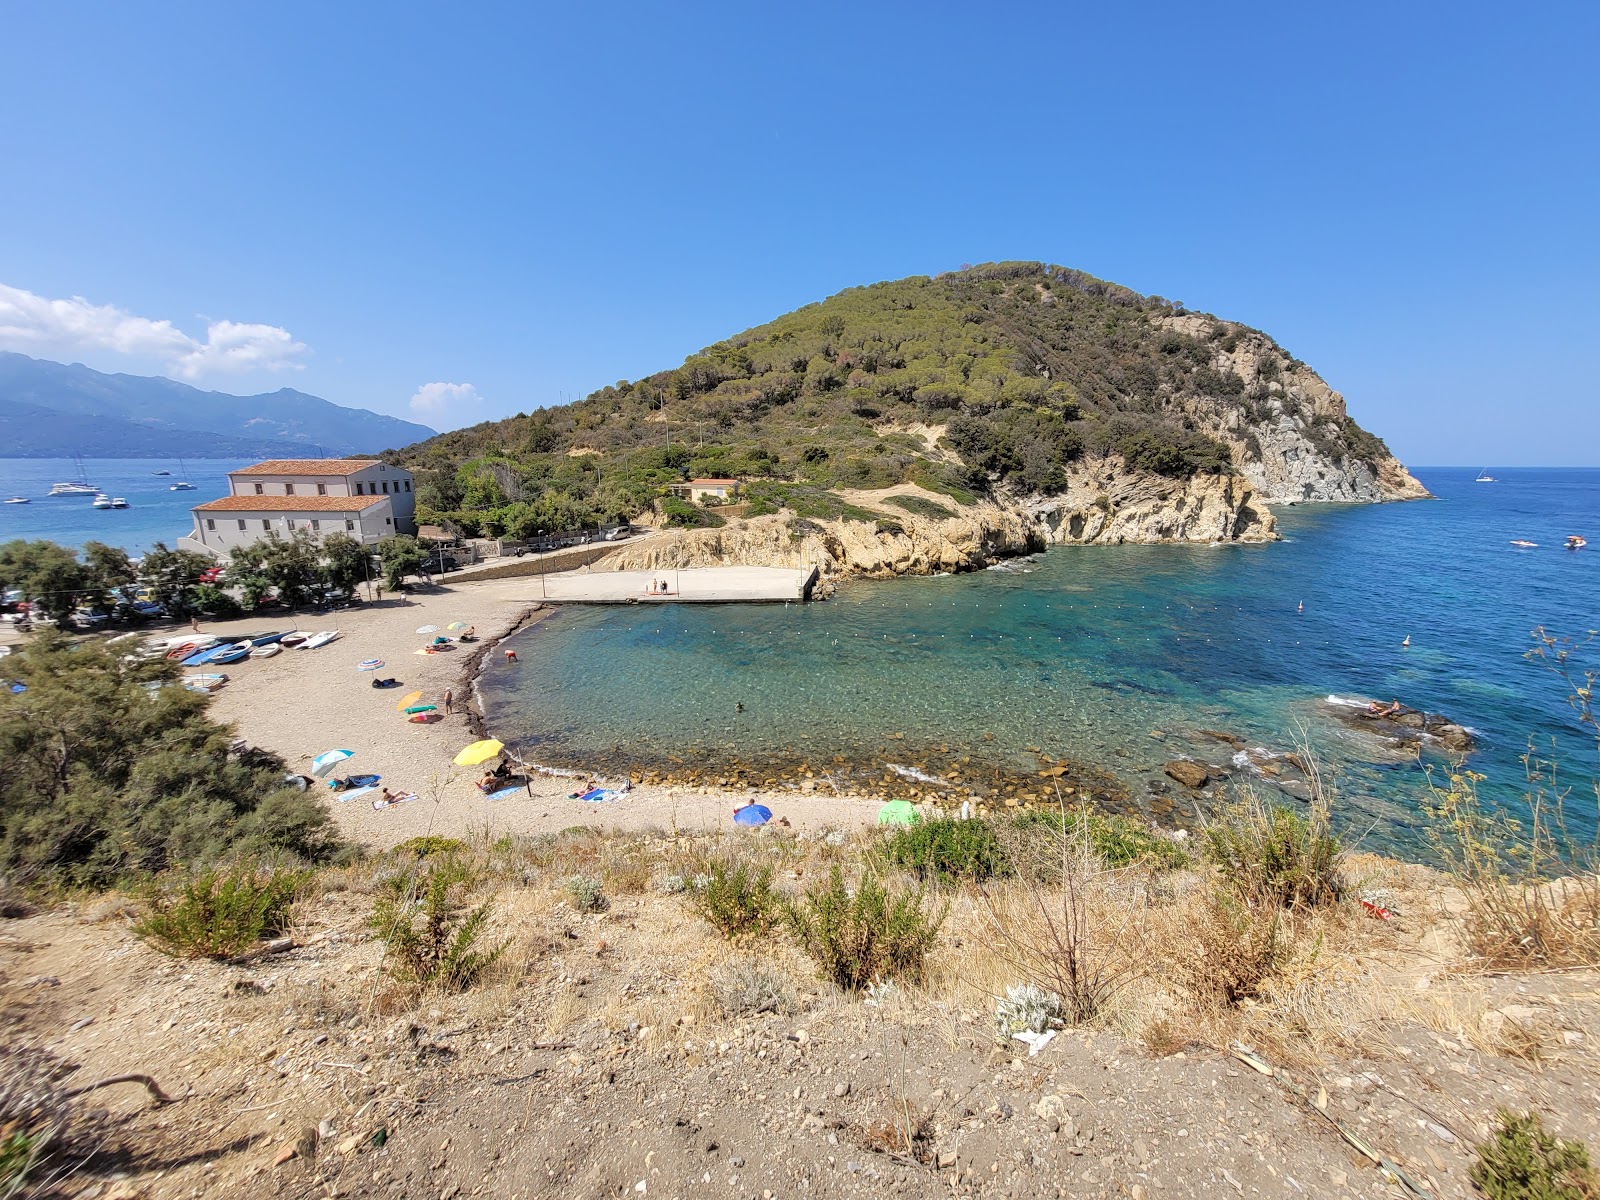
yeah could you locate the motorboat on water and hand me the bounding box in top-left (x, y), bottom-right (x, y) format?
top-left (3, 497), bottom-right (28, 504)
top-left (110, 497), bottom-right (129, 508)
top-left (152, 470), bottom-right (171, 476)
top-left (1567, 535), bottom-right (1588, 550)
top-left (92, 493), bottom-right (112, 509)
top-left (48, 481), bottom-right (99, 496)
top-left (1510, 539), bottom-right (1539, 548)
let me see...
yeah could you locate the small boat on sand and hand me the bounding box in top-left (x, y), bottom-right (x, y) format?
top-left (300, 630), bottom-right (341, 650)
top-left (182, 673), bottom-right (228, 692)
top-left (280, 632), bottom-right (309, 647)
top-left (253, 643), bottom-right (284, 659)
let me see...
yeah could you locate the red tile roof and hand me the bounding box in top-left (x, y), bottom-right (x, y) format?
top-left (193, 495), bottom-right (390, 513)
top-left (230, 459), bottom-right (389, 476)
top-left (687, 478), bottom-right (738, 486)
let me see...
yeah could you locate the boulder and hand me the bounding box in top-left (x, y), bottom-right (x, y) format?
top-left (1163, 760), bottom-right (1210, 789)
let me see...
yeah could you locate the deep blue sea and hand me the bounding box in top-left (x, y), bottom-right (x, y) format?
top-left (0, 458), bottom-right (256, 556)
top-left (478, 468), bottom-right (1600, 851)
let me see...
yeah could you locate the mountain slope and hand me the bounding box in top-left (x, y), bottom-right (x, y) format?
top-left (390, 262), bottom-right (1424, 550)
top-left (0, 352), bottom-right (436, 457)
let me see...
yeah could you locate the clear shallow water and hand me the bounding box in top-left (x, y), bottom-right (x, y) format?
top-left (0, 458), bottom-right (255, 556)
top-left (478, 468), bottom-right (1600, 851)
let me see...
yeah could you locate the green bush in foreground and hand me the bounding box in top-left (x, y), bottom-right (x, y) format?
top-left (787, 866), bottom-right (946, 990)
top-left (372, 858), bottom-right (508, 991)
top-left (1201, 793), bottom-right (1342, 910)
top-left (1471, 1110), bottom-right (1598, 1200)
top-left (1012, 807), bottom-right (1192, 871)
top-left (0, 634), bottom-right (343, 890)
top-left (881, 818), bottom-right (1011, 883)
top-left (136, 864), bottom-right (308, 959)
top-left (690, 858), bottom-right (783, 940)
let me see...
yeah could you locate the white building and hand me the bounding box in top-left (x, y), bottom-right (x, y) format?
top-left (180, 458), bottom-right (416, 558)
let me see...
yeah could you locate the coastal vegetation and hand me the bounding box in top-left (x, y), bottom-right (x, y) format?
top-left (384, 262), bottom-right (1397, 536)
top-left (0, 634), bottom-right (341, 890)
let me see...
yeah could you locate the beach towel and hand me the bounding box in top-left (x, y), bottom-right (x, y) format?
top-left (371, 792), bottom-right (419, 810)
top-left (486, 784), bottom-right (525, 802)
top-left (329, 773), bottom-right (380, 790)
top-left (337, 786), bottom-right (378, 803)
top-left (578, 787), bottom-right (620, 803)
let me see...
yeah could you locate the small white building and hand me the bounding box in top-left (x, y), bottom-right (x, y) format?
top-left (179, 457), bottom-right (417, 558)
top-left (671, 477), bottom-right (741, 503)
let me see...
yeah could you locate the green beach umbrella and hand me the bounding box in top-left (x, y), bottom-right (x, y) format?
top-left (877, 799), bottom-right (921, 826)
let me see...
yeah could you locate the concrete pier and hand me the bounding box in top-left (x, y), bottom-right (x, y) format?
top-left (527, 565), bottom-right (818, 604)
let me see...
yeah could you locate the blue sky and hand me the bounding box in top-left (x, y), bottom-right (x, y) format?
top-left (1, 2), bottom-right (1595, 464)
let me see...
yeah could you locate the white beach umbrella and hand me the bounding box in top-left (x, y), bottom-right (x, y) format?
top-left (310, 748), bottom-right (355, 778)
top-left (415, 624), bottom-right (439, 634)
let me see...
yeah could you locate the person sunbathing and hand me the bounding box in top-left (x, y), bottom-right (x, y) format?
top-left (1367, 699), bottom-right (1403, 718)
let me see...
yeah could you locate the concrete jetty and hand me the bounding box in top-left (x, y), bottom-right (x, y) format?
top-left (527, 565), bottom-right (818, 604)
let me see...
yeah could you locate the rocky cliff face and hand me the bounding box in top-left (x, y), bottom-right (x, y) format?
top-left (1158, 316), bottom-right (1429, 504)
top-left (1026, 457), bottom-right (1276, 545)
top-left (607, 471), bottom-right (1275, 591)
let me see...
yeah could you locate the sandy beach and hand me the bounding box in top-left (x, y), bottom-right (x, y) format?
top-left (182, 577), bottom-right (884, 850)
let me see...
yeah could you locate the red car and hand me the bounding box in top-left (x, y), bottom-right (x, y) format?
top-left (198, 566), bottom-right (226, 584)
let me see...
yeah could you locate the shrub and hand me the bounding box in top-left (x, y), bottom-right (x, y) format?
top-left (135, 864), bottom-right (307, 959)
top-left (0, 1046), bottom-right (72, 1200)
top-left (995, 983), bottom-right (1063, 1035)
top-left (881, 818), bottom-right (1010, 883)
top-left (395, 836), bottom-right (467, 859)
top-left (371, 858), bottom-right (507, 990)
top-left (565, 873), bottom-right (608, 913)
top-left (710, 957), bottom-right (794, 1016)
top-left (883, 494), bottom-right (956, 521)
top-left (786, 866), bottom-right (946, 990)
top-left (1471, 1110), bottom-right (1598, 1200)
top-left (689, 858), bottom-right (782, 940)
top-left (1201, 793), bottom-right (1342, 909)
top-left (1012, 808), bottom-right (1190, 871)
top-left (1174, 889), bottom-right (1281, 1008)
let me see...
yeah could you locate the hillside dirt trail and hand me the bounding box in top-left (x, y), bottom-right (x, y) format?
top-left (5, 876), bottom-right (1599, 1200)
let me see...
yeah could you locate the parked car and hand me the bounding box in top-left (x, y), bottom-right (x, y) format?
top-left (70, 609), bottom-right (111, 629)
top-left (198, 566), bottom-right (226, 584)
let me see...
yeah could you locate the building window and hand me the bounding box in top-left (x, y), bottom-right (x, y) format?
top-left (286, 519), bottom-right (295, 529)
top-left (316, 483), bottom-right (327, 495)
top-left (382, 481), bottom-right (390, 493)
top-left (237, 519), bottom-right (246, 530)
top-left (206, 518), bottom-right (216, 530)
top-left (386, 517), bottom-right (392, 525)
top-left (262, 520), bottom-right (270, 530)
top-left (311, 519), bottom-right (321, 531)
top-left (254, 482), bottom-right (264, 495)
top-left (345, 520), bottom-right (354, 531)
top-left (355, 482), bottom-right (364, 494)
top-left (285, 483), bottom-right (295, 496)
top-left (404, 480), bottom-right (411, 491)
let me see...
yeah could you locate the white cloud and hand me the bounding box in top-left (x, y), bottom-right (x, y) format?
top-left (409, 381), bottom-right (483, 417)
top-left (0, 282), bottom-right (307, 379)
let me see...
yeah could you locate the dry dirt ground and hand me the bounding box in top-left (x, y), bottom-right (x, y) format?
top-left (5, 835), bottom-right (1600, 1200)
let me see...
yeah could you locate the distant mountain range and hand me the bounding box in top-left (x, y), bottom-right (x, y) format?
top-left (0, 353), bottom-right (436, 458)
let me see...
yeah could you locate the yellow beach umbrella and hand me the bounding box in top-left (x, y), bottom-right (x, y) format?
top-left (453, 739), bottom-right (504, 767)
top-left (394, 689), bottom-right (423, 711)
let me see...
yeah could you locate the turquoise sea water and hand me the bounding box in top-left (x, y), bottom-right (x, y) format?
top-left (479, 468), bottom-right (1600, 851)
top-left (0, 458), bottom-right (256, 556)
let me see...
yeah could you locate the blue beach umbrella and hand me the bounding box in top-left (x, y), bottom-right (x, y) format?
top-left (310, 748), bottom-right (355, 778)
top-left (732, 803), bottom-right (772, 827)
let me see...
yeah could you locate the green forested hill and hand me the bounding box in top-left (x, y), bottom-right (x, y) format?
top-left (389, 262), bottom-right (1392, 537)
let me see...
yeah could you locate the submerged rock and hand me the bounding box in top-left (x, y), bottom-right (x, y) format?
top-left (1163, 760), bottom-right (1210, 789)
